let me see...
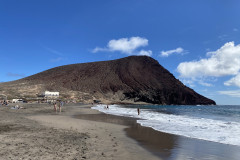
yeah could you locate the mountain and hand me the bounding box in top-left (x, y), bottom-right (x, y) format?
top-left (0, 56), bottom-right (216, 105)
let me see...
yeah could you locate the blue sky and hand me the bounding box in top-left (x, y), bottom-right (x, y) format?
top-left (1, 0), bottom-right (240, 105)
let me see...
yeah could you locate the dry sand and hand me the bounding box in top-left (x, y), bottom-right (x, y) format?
top-left (0, 103), bottom-right (160, 160)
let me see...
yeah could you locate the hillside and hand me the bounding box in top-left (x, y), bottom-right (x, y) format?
top-left (0, 56), bottom-right (216, 105)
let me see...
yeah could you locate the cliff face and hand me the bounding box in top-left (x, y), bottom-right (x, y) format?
top-left (0, 56), bottom-right (216, 105)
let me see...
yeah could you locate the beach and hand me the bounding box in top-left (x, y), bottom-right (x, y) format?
top-left (1, 103), bottom-right (240, 160)
top-left (0, 103), bottom-right (160, 160)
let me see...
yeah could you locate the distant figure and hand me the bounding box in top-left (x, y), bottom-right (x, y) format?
top-left (107, 105), bottom-right (109, 110)
top-left (137, 108), bottom-right (140, 115)
top-left (60, 101), bottom-right (64, 107)
top-left (58, 101), bottom-right (62, 113)
top-left (53, 102), bottom-right (57, 112)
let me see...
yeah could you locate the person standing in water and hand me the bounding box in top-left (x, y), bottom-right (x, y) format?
top-left (137, 108), bottom-right (140, 115)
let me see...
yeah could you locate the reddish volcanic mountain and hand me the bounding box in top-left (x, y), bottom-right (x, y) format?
top-left (0, 56), bottom-right (215, 105)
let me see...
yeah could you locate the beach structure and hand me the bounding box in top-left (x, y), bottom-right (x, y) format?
top-left (42, 91), bottom-right (59, 98)
top-left (40, 91), bottom-right (59, 103)
top-left (12, 99), bottom-right (23, 103)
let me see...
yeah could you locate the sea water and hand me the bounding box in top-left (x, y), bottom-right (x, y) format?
top-left (92, 104), bottom-right (240, 146)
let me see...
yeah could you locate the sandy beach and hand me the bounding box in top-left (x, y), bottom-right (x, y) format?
top-left (1, 103), bottom-right (240, 160)
top-left (0, 103), bottom-right (160, 160)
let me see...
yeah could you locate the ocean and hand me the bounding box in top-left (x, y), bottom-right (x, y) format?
top-left (92, 104), bottom-right (240, 146)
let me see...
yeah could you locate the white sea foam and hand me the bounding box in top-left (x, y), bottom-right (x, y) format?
top-left (92, 104), bottom-right (240, 146)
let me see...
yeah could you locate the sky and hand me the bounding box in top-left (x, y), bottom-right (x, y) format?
top-left (1, 0), bottom-right (240, 105)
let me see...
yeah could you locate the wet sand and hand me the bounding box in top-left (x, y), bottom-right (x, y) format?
top-left (75, 109), bottom-right (240, 160)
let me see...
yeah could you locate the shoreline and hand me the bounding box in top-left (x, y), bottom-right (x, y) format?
top-left (1, 103), bottom-right (240, 160)
top-left (78, 105), bottom-right (240, 160)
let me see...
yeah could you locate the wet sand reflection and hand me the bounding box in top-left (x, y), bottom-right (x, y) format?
top-left (75, 113), bottom-right (240, 160)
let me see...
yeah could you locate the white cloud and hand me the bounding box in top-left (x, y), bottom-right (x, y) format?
top-left (92, 37), bottom-right (152, 56)
top-left (138, 50), bottom-right (152, 56)
top-left (92, 47), bottom-right (108, 53)
top-left (177, 42), bottom-right (240, 78)
top-left (218, 90), bottom-right (240, 98)
top-left (107, 37), bottom-right (148, 53)
top-left (180, 79), bottom-right (195, 87)
top-left (160, 47), bottom-right (184, 57)
top-left (198, 81), bottom-right (213, 87)
top-left (180, 77), bottom-right (213, 87)
top-left (224, 74), bottom-right (240, 87)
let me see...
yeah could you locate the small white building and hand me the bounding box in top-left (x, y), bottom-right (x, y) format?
top-left (42, 91), bottom-right (59, 98)
top-left (12, 99), bottom-right (23, 103)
